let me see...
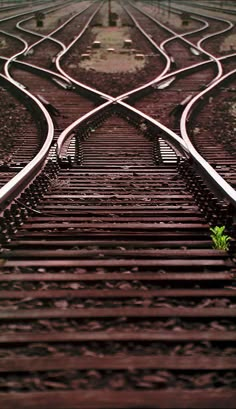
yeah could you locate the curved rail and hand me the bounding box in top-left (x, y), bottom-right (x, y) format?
top-left (24, 2), bottom-right (94, 55)
top-left (196, 19), bottom-right (233, 83)
top-left (2, 1), bottom-right (74, 78)
top-left (171, 0), bottom-right (236, 18)
top-left (3, 3), bottom-right (112, 103)
top-left (56, 84), bottom-right (236, 211)
top-left (118, 52), bottom-right (236, 103)
top-left (129, 2), bottom-right (209, 59)
top-left (0, 52), bottom-right (113, 211)
top-left (1, 0), bottom-right (236, 216)
top-left (118, 100), bottom-right (189, 157)
top-left (16, 0), bottom-right (73, 41)
top-left (57, 100), bottom-right (114, 158)
top-left (119, 1), bottom-right (231, 100)
top-left (3, 33), bottom-right (29, 79)
top-left (123, 5), bottom-right (171, 79)
top-left (159, 16), bottom-right (208, 57)
top-left (0, 28), bottom-right (28, 56)
top-left (15, 0), bottom-right (87, 55)
top-left (0, 2), bottom-right (112, 211)
top-left (180, 66), bottom-right (236, 206)
top-left (0, 55), bottom-right (73, 87)
top-left (0, 74), bottom-right (54, 210)
top-left (130, 1), bottom-right (233, 82)
top-left (55, 2), bottom-right (114, 102)
top-left (0, 1), bottom-right (63, 24)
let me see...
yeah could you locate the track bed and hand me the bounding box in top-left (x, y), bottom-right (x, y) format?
top-left (0, 115), bottom-right (236, 408)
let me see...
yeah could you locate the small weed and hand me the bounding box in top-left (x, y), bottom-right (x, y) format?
top-left (44, 174), bottom-right (70, 190)
top-left (50, 178), bottom-right (70, 190)
top-left (210, 226), bottom-right (231, 251)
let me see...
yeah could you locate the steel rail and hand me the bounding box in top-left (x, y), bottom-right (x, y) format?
top-left (55, 1), bottom-right (115, 102)
top-left (15, 0), bottom-right (78, 49)
top-left (158, 13), bottom-right (208, 53)
top-left (172, 0), bottom-right (236, 17)
top-left (129, 1), bottom-right (233, 82)
top-left (159, 16), bottom-right (208, 59)
top-left (180, 67), bottom-right (236, 207)
top-left (2, 31), bottom-right (29, 79)
top-left (0, 1), bottom-right (115, 209)
top-left (0, 7), bottom-right (236, 406)
top-left (163, 0), bottom-right (235, 49)
top-left (0, 55), bottom-right (114, 210)
top-left (0, 2), bottom-right (31, 13)
top-left (2, 1), bottom-right (75, 79)
top-left (128, 2), bottom-right (210, 61)
top-left (1, 1), bottom-right (236, 214)
top-left (195, 20), bottom-right (233, 83)
top-left (57, 100), bottom-right (114, 158)
top-left (0, 0), bottom-right (65, 23)
top-left (0, 28), bottom-right (28, 55)
top-left (19, 0), bottom-right (230, 105)
top-left (0, 0), bottom-right (48, 12)
top-left (4, 48), bottom-right (28, 80)
top-left (56, 99), bottom-right (189, 161)
top-left (0, 56), bottom-right (73, 87)
top-left (55, 0), bottom-right (185, 102)
top-left (24, 0), bottom-right (207, 104)
top-left (24, 31), bottom-right (66, 56)
top-left (0, 0), bottom-right (57, 14)
top-left (0, 74), bottom-right (54, 210)
top-left (123, 5), bottom-right (171, 79)
top-left (112, 6), bottom-right (236, 208)
top-left (118, 52), bottom-right (236, 104)
top-left (129, 1), bottom-right (226, 90)
top-left (118, 100), bottom-right (189, 157)
top-left (69, 0), bottom-right (210, 102)
top-left (55, 52), bottom-right (236, 208)
top-left (117, 15), bottom-right (212, 100)
top-left (3, 3), bottom-right (112, 102)
top-left (1, 0), bottom-right (180, 203)
top-left (24, 2), bottom-right (94, 56)
top-left (56, 84), bottom-right (236, 212)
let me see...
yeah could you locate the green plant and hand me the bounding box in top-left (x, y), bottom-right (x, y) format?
top-left (210, 226), bottom-right (231, 251)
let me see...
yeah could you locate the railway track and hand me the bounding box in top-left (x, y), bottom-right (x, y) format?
top-left (0, 73), bottom-right (50, 187)
top-left (186, 62), bottom-right (236, 188)
top-left (161, 0), bottom-right (236, 59)
top-left (0, 2), bottom-right (105, 184)
top-left (59, 1), bottom-right (167, 96)
top-left (0, 58), bottom-right (97, 188)
top-left (0, 0), bottom-right (89, 67)
top-left (0, 105), bottom-right (236, 408)
top-left (126, 3), bottom-right (207, 71)
top-left (0, 1), bottom-right (53, 19)
top-left (124, 4), bottom-right (236, 191)
top-left (0, 0), bottom-right (236, 407)
top-left (172, 0), bottom-right (236, 18)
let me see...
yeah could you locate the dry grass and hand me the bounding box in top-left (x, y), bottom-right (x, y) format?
top-left (229, 103), bottom-right (236, 118)
top-left (220, 33), bottom-right (236, 52)
top-left (0, 39), bottom-right (6, 48)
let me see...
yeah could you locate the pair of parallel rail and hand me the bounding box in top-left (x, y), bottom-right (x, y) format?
top-left (0, 1), bottom-right (236, 408)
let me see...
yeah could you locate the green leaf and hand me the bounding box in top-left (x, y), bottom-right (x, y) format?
top-left (210, 225), bottom-right (231, 251)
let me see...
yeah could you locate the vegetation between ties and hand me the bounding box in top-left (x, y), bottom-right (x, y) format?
top-left (210, 226), bottom-right (231, 251)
